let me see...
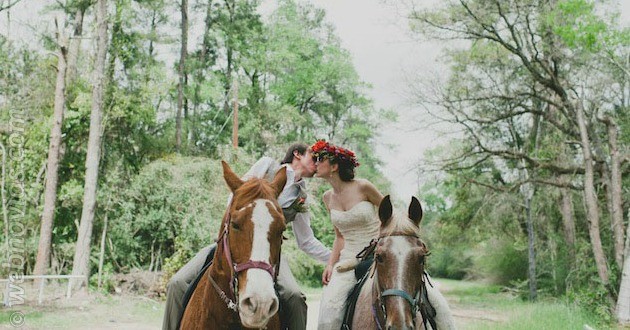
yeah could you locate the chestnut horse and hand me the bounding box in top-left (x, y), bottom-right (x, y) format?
top-left (180, 161), bottom-right (287, 329)
top-left (352, 196), bottom-right (453, 330)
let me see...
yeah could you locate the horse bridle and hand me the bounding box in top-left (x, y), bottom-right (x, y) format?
top-left (209, 209), bottom-right (280, 313)
top-left (368, 233), bottom-right (428, 330)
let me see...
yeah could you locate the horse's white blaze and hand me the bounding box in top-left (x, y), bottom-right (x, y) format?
top-left (389, 238), bottom-right (415, 322)
top-left (239, 199), bottom-right (278, 323)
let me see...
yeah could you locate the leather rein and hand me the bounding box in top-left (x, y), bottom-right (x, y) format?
top-left (208, 207), bottom-right (279, 313)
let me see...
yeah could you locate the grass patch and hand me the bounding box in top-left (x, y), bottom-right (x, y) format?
top-left (438, 278), bottom-right (609, 330)
top-left (0, 295), bottom-right (164, 329)
top-left (465, 302), bottom-right (599, 330)
top-left (0, 308), bottom-right (44, 325)
top-left (501, 303), bottom-right (598, 330)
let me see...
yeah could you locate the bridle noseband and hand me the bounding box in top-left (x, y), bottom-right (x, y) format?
top-left (209, 209), bottom-right (280, 313)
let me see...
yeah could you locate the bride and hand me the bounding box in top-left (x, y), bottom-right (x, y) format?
top-left (311, 140), bottom-right (456, 330)
top-left (311, 140), bottom-right (383, 330)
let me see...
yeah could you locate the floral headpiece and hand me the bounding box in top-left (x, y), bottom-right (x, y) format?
top-left (310, 140), bottom-right (360, 167)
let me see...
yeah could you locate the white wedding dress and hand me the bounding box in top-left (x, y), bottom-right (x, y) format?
top-left (318, 201), bottom-right (380, 330)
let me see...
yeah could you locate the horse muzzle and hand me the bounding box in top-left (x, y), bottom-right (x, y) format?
top-left (238, 269), bottom-right (279, 328)
top-left (238, 294), bottom-right (279, 328)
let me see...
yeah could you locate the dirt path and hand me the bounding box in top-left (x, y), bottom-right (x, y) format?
top-left (306, 279), bottom-right (506, 330)
top-left (1, 279), bottom-right (506, 329)
top-left (433, 279), bottom-right (507, 327)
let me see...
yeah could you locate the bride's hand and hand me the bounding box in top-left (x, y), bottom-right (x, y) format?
top-left (322, 264), bottom-right (333, 285)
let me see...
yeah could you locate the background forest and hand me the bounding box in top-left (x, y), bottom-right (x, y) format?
top-left (0, 0), bottom-right (629, 325)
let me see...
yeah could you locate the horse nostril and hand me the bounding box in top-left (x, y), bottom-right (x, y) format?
top-left (241, 297), bottom-right (257, 314)
top-left (268, 298), bottom-right (279, 315)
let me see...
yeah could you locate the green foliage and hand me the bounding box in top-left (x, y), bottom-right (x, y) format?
top-left (566, 280), bottom-right (614, 323)
top-left (427, 246), bottom-right (470, 280)
top-left (283, 234), bottom-right (325, 288)
top-left (109, 155), bottom-right (251, 275)
top-left (549, 0), bottom-right (625, 53)
top-left (474, 239), bottom-right (528, 285)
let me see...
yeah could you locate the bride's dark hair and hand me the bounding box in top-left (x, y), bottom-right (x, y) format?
top-left (330, 158), bottom-right (355, 182)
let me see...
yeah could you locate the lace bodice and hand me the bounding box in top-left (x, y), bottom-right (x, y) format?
top-left (330, 200), bottom-right (380, 261)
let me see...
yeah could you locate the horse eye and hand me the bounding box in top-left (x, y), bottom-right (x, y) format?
top-left (375, 254), bottom-right (383, 263)
top-left (231, 221), bottom-right (240, 230)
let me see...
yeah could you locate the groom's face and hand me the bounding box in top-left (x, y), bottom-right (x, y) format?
top-left (299, 150), bottom-right (317, 178)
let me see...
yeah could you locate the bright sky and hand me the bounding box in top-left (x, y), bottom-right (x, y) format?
top-left (2, 0), bottom-right (628, 200)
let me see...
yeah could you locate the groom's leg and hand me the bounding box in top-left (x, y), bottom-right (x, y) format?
top-left (162, 244), bottom-right (214, 330)
top-left (276, 255), bottom-right (307, 330)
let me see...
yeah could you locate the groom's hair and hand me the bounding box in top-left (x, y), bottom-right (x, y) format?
top-left (281, 143), bottom-right (308, 164)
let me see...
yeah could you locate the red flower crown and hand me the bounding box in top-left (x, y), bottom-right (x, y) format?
top-left (310, 140), bottom-right (360, 167)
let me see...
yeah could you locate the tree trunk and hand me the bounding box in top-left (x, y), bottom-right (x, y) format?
top-left (97, 214), bottom-right (108, 289)
top-left (33, 30), bottom-right (68, 277)
top-left (175, 0), bottom-right (188, 152)
top-left (602, 117), bottom-right (624, 267)
top-left (71, 0), bottom-right (108, 291)
top-left (591, 120), bottom-right (624, 269)
top-left (525, 190), bottom-right (537, 301)
top-left (576, 104), bottom-right (609, 286)
top-left (1, 144), bottom-right (8, 268)
top-left (223, 0), bottom-right (235, 114)
top-left (232, 79), bottom-right (238, 150)
top-left (616, 208), bottom-right (630, 324)
top-left (66, 5), bottom-right (86, 84)
top-left (559, 186), bottom-right (576, 261)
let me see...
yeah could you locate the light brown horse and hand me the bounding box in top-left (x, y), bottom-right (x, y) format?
top-left (352, 195), bottom-right (432, 330)
top-left (180, 161), bottom-right (287, 329)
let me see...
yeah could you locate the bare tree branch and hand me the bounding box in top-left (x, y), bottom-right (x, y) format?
top-left (0, 0), bottom-right (21, 12)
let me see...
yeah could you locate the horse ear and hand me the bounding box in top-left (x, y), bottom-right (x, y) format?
top-left (408, 196), bottom-right (423, 226)
top-left (271, 167), bottom-right (287, 198)
top-left (222, 160), bottom-right (243, 192)
top-left (378, 195), bottom-right (393, 226)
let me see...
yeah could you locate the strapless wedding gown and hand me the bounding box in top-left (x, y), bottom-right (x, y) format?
top-left (318, 201), bottom-right (380, 330)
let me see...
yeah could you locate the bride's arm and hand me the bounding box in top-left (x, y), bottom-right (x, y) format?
top-left (322, 190), bottom-right (344, 285)
top-left (323, 226), bottom-right (344, 285)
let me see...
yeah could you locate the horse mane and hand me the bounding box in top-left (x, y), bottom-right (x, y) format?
top-left (233, 178), bottom-right (278, 205)
top-left (381, 211), bottom-right (422, 238)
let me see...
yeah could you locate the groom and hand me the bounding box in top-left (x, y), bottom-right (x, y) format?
top-left (162, 143), bottom-right (331, 330)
